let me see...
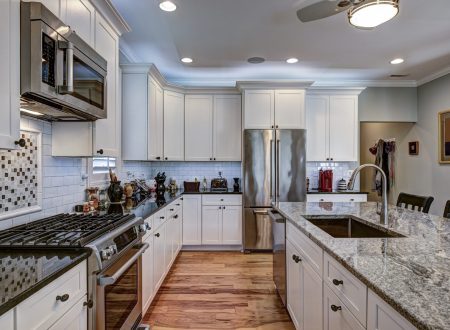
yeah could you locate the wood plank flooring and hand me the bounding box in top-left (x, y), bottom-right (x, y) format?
top-left (143, 251), bottom-right (294, 330)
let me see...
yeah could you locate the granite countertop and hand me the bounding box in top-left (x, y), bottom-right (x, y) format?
top-left (0, 248), bottom-right (90, 316)
top-left (307, 189), bottom-right (369, 194)
top-left (274, 202), bottom-right (450, 330)
top-left (183, 189), bottom-right (242, 194)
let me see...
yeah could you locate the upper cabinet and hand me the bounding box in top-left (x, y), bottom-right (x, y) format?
top-left (243, 89), bottom-right (306, 129)
top-left (185, 95), bottom-right (213, 161)
top-left (163, 91), bottom-right (185, 161)
top-left (306, 90), bottom-right (362, 162)
top-left (149, 79), bottom-right (164, 161)
top-left (63, 0), bottom-right (95, 47)
top-left (0, 0), bottom-right (20, 150)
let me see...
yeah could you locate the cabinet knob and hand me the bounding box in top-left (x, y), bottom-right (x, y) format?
top-left (276, 125), bottom-right (279, 128)
top-left (220, 199), bottom-right (224, 201)
top-left (331, 305), bottom-right (342, 312)
top-left (213, 158), bottom-right (216, 160)
top-left (56, 294), bottom-right (70, 302)
top-left (155, 233), bottom-right (160, 237)
top-left (271, 125), bottom-right (274, 128)
top-left (14, 139), bottom-right (26, 148)
top-left (156, 156), bottom-right (161, 160)
top-left (83, 300), bottom-right (93, 308)
top-left (319, 199), bottom-right (325, 202)
top-left (170, 208), bottom-right (174, 211)
top-left (160, 216), bottom-right (165, 219)
top-left (292, 254), bottom-right (301, 263)
top-left (176, 204), bottom-right (180, 206)
top-left (165, 157), bottom-right (168, 160)
top-left (174, 214), bottom-right (178, 219)
top-left (350, 199), bottom-right (355, 202)
top-left (332, 279), bottom-right (344, 286)
top-left (97, 149), bottom-right (104, 155)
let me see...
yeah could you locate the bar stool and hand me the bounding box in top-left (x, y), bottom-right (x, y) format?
top-left (396, 192), bottom-right (434, 213)
top-left (443, 201), bottom-right (450, 219)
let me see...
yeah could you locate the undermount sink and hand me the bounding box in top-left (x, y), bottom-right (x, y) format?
top-left (302, 215), bottom-right (405, 238)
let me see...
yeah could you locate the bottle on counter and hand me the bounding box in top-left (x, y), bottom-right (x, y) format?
top-left (202, 177), bottom-right (208, 191)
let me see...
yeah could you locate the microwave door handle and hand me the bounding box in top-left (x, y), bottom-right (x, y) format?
top-left (98, 243), bottom-right (149, 287)
top-left (58, 41), bottom-right (74, 94)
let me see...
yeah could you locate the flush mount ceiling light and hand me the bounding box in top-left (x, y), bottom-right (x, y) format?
top-left (286, 58), bottom-right (299, 64)
top-left (247, 57), bottom-right (265, 64)
top-left (181, 57), bottom-right (193, 63)
top-left (348, 0), bottom-right (399, 29)
top-left (159, 1), bottom-right (176, 12)
top-left (390, 58), bottom-right (404, 64)
top-left (20, 108), bottom-right (43, 116)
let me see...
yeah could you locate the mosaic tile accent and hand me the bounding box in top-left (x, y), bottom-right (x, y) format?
top-left (0, 131), bottom-right (39, 213)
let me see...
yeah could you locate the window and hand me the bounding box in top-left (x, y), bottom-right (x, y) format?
top-left (92, 157), bottom-right (116, 174)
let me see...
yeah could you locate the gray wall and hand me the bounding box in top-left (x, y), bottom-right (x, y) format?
top-left (359, 87), bottom-right (417, 122)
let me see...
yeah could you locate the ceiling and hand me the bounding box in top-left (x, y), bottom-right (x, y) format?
top-left (112, 0), bottom-right (450, 86)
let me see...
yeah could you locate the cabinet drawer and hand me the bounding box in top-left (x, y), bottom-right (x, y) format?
top-left (286, 221), bottom-right (323, 277)
top-left (202, 194), bottom-right (242, 206)
top-left (142, 215), bottom-right (154, 240)
top-left (16, 261), bottom-right (87, 330)
top-left (153, 209), bottom-right (167, 229)
top-left (166, 199), bottom-right (182, 219)
top-left (323, 284), bottom-right (365, 330)
top-left (324, 253), bottom-right (367, 326)
top-left (307, 194), bottom-right (367, 203)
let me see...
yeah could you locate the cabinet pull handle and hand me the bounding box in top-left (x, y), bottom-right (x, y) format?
top-left (350, 199), bottom-right (355, 202)
top-left (176, 204), bottom-right (180, 206)
top-left (213, 158), bottom-right (216, 160)
top-left (320, 199), bottom-right (325, 202)
top-left (155, 233), bottom-right (160, 237)
top-left (174, 214), bottom-right (178, 219)
top-left (220, 199), bottom-right (224, 201)
top-left (15, 139), bottom-right (26, 147)
top-left (97, 149), bottom-right (104, 155)
top-left (83, 300), bottom-right (93, 308)
top-left (165, 157), bottom-right (168, 160)
top-left (170, 208), bottom-right (174, 211)
top-left (292, 254), bottom-right (301, 263)
top-left (156, 156), bottom-right (161, 160)
top-left (56, 294), bottom-right (70, 302)
top-left (332, 279), bottom-right (343, 286)
top-left (223, 206), bottom-right (226, 209)
top-left (210, 158), bottom-right (213, 160)
top-left (160, 216), bottom-right (165, 219)
top-left (331, 305), bottom-right (342, 312)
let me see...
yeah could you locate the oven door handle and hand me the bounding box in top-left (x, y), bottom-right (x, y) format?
top-left (98, 243), bottom-right (149, 287)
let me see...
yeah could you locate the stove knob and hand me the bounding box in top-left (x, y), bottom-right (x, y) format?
top-left (109, 244), bottom-right (118, 255)
top-left (100, 249), bottom-right (111, 261)
top-left (139, 224), bottom-right (148, 234)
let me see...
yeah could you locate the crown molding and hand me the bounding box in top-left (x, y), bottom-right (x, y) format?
top-left (307, 87), bottom-right (366, 95)
top-left (119, 42), bottom-right (139, 63)
top-left (311, 80), bottom-right (417, 88)
top-left (417, 66), bottom-right (450, 86)
top-left (236, 80), bottom-right (314, 91)
top-left (90, 0), bottom-right (131, 36)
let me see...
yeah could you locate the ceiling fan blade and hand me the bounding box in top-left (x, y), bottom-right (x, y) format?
top-left (297, 0), bottom-right (352, 23)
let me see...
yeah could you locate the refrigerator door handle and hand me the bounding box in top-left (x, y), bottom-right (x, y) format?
top-left (276, 138), bottom-right (280, 199)
top-left (253, 209), bottom-right (269, 216)
top-left (270, 139), bottom-right (273, 199)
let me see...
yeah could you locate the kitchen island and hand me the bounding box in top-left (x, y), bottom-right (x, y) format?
top-left (275, 201), bottom-right (449, 330)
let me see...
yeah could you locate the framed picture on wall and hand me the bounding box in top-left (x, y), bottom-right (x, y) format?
top-left (439, 110), bottom-right (450, 163)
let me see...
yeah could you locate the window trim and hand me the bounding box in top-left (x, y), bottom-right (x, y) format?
top-left (88, 156), bottom-right (121, 187)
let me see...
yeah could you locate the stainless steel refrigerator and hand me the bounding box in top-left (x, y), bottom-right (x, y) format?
top-left (243, 129), bottom-right (307, 251)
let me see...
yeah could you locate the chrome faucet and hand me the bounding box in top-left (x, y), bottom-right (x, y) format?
top-left (347, 164), bottom-right (388, 226)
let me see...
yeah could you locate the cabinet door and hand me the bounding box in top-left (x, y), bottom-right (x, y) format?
top-left (26, 0), bottom-right (61, 17)
top-left (286, 240), bottom-right (302, 330)
top-left (275, 90), bottom-right (306, 129)
top-left (329, 95), bottom-right (358, 162)
top-left (164, 91), bottom-right (185, 160)
top-left (48, 297), bottom-right (88, 330)
top-left (165, 218), bottom-right (174, 271)
top-left (153, 224), bottom-right (166, 292)
top-left (142, 235), bottom-right (154, 314)
top-left (148, 79), bottom-right (164, 160)
top-left (0, 0), bottom-right (20, 150)
top-left (64, 0), bottom-right (95, 46)
top-left (244, 90), bottom-right (274, 129)
top-left (0, 309), bottom-right (13, 330)
top-left (213, 95), bottom-right (242, 161)
top-left (367, 290), bottom-right (416, 330)
top-left (182, 195), bottom-right (202, 245)
top-left (93, 13), bottom-right (120, 157)
top-left (201, 206), bottom-right (222, 245)
top-left (306, 95), bottom-right (329, 161)
top-left (323, 285), bottom-right (364, 330)
top-left (222, 205), bottom-right (242, 245)
top-left (303, 261), bottom-right (323, 330)
top-left (185, 95), bottom-right (213, 161)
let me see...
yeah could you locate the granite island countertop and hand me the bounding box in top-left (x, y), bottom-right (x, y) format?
top-left (0, 248), bottom-right (90, 316)
top-left (274, 202), bottom-right (450, 330)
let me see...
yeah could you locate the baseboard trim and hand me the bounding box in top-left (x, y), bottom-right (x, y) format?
top-left (181, 245), bottom-right (243, 251)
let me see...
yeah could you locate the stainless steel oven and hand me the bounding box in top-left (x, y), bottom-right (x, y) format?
top-left (20, 2), bottom-right (107, 121)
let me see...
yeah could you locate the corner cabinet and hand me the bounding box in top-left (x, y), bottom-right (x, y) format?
top-left (243, 89), bottom-right (305, 129)
top-left (305, 90), bottom-right (362, 162)
top-left (163, 91), bottom-right (185, 161)
top-left (0, 0), bottom-right (20, 150)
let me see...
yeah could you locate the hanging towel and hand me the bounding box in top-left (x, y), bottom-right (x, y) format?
top-left (372, 139), bottom-right (396, 196)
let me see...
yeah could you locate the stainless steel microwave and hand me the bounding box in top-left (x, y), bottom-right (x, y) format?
top-left (20, 2), bottom-right (107, 121)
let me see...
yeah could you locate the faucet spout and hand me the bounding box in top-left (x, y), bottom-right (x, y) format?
top-left (347, 164), bottom-right (388, 226)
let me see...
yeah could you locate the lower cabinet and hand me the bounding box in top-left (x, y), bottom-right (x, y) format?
top-left (306, 194), bottom-right (367, 203)
top-left (182, 195), bottom-right (202, 245)
top-left (152, 222), bottom-right (166, 293)
top-left (0, 310), bottom-right (13, 329)
top-left (202, 205), bottom-right (242, 245)
top-left (48, 297), bottom-right (88, 330)
top-left (202, 205), bottom-right (222, 244)
top-left (323, 285), bottom-right (364, 330)
top-left (286, 240), bottom-right (322, 330)
top-left (142, 235), bottom-right (154, 314)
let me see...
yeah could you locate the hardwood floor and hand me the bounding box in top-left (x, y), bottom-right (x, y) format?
top-left (143, 251), bottom-right (294, 330)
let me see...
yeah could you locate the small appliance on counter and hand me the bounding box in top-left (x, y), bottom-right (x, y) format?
top-left (211, 171), bottom-right (228, 192)
top-left (155, 172), bottom-right (166, 196)
top-left (337, 178), bottom-right (347, 192)
top-left (233, 178), bottom-right (240, 192)
top-left (319, 169), bottom-right (333, 192)
top-left (184, 180), bottom-right (200, 192)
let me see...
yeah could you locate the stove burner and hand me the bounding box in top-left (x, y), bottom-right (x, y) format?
top-left (0, 213), bottom-right (136, 247)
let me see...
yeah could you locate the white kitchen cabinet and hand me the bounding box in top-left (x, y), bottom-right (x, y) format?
top-left (48, 297), bottom-right (88, 330)
top-left (63, 0), bottom-right (95, 47)
top-left (244, 90), bottom-right (274, 129)
top-left (306, 194), bottom-right (368, 203)
top-left (149, 80), bottom-right (164, 160)
top-left (182, 195), bottom-right (202, 245)
top-left (153, 223), bottom-right (166, 292)
top-left (202, 205), bottom-right (222, 245)
top-left (164, 90), bottom-right (185, 161)
top-left (142, 234), bottom-right (154, 314)
top-left (275, 90), bottom-right (306, 129)
top-left (0, 0), bottom-right (20, 150)
top-left (286, 240), bottom-right (322, 330)
top-left (323, 284), bottom-right (365, 330)
top-left (213, 95), bottom-right (242, 161)
top-left (185, 95), bottom-right (213, 161)
top-left (26, 0), bottom-right (61, 17)
top-left (367, 290), bottom-right (416, 330)
top-left (0, 309), bottom-right (14, 329)
top-left (221, 205), bottom-right (242, 245)
top-left (305, 92), bottom-right (360, 162)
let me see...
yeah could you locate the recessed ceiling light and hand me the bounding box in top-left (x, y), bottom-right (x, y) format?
top-left (159, 1), bottom-right (176, 12)
top-left (390, 58), bottom-right (404, 65)
top-left (286, 58), bottom-right (299, 64)
top-left (247, 57), bottom-right (265, 64)
top-left (181, 57), bottom-right (193, 63)
top-left (348, 0), bottom-right (399, 29)
top-left (20, 108), bottom-right (43, 116)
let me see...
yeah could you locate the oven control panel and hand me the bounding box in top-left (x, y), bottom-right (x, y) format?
top-left (100, 244), bottom-right (117, 261)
